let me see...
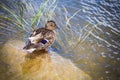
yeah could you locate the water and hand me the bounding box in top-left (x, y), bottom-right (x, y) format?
top-left (0, 0), bottom-right (120, 80)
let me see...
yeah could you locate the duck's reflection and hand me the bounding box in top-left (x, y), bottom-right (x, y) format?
top-left (21, 50), bottom-right (51, 74)
top-left (25, 49), bottom-right (50, 59)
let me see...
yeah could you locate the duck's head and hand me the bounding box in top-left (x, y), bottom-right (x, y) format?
top-left (45, 20), bottom-right (57, 30)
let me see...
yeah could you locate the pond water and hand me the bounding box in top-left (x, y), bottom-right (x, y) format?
top-left (0, 0), bottom-right (120, 80)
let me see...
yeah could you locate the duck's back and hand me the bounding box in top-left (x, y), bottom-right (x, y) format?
top-left (32, 28), bottom-right (53, 35)
top-left (32, 28), bottom-right (55, 48)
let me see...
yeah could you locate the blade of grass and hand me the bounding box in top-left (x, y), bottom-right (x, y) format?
top-left (48, 4), bottom-right (57, 20)
top-left (79, 23), bottom-right (90, 40)
top-left (31, 0), bottom-right (50, 28)
top-left (66, 9), bottom-right (81, 27)
top-left (18, 2), bottom-right (29, 26)
top-left (47, 0), bottom-right (57, 10)
top-left (0, 24), bottom-right (16, 33)
top-left (0, 5), bottom-right (29, 30)
top-left (36, 0), bottom-right (52, 26)
top-left (0, 5), bottom-right (22, 26)
top-left (47, 0), bottom-right (57, 19)
top-left (71, 24), bottom-right (97, 51)
top-left (0, 16), bottom-right (29, 32)
top-left (0, 32), bottom-right (8, 36)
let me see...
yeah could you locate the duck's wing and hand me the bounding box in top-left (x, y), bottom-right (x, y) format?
top-left (42, 31), bottom-right (55, 48)
top-left (29, 28), bottom-right (44, 44)
top-left (30, 28), bottom-right (45, 37)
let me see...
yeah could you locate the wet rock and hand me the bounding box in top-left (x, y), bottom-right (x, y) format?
top-left (0, 39), bottom-right (91, 80)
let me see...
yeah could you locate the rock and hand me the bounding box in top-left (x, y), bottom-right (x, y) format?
top-left (0, 39), bottom-right (91, 80)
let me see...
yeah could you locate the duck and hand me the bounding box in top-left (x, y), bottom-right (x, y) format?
top-left (23, 20), bottom-right (57, 53)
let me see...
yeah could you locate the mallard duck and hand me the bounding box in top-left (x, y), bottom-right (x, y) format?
top-left (23, 20), bottom-right (57, 53)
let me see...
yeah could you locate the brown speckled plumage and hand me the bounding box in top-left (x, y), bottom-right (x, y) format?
top-left (23, 20), bottom-right (57, 53)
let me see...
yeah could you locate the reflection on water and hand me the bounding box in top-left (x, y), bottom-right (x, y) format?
top-left (0, 0), bottom-right (120, 80)
top-left (22, 50), bottom-right (51, 74)
top-left (0, 40), bottom-right (91, 80)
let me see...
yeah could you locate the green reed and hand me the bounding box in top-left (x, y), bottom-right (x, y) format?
top-left (0, 0), bottom-right (57, 33)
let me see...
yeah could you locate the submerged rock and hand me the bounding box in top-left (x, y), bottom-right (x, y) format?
top-left (0, 39), bottom-right (91, 80)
